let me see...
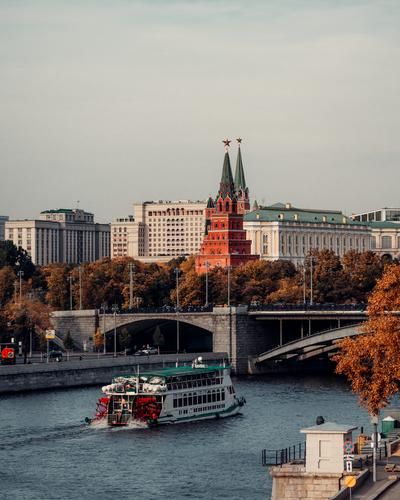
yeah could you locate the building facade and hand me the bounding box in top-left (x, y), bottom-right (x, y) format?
top-left (111, 215), bottom-right (140, 258)
top-left (353, 208), bottom-right (400, 260)
top-left (115, 200), bottom-right (207, 262)
top-left (5, 208), bottom-right (110, 265)
top-left (0, 216), bottom-right (9, 241)
top-left (244, 203), bottom-right (371, 264)
top-left (195, 140), bottom-right (259, 272)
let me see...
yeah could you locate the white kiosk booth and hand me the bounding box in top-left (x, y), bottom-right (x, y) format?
top-left (301, 422), bottom-right (358, 473)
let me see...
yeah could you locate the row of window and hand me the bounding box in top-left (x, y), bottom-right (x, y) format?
top-left (178, 404), bottom-right (225, 415)
top-left (173, 389), bottom-right (226, 408)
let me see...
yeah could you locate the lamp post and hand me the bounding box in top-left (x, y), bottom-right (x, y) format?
top-left (227, 265), bottom-right (232, 307)
top-left (205, 261), bottom-right (210, 307)
top-left (112, 304), bottom-right (119, 358)
top-left (310, 257), bottom-right (314, 306)
top-left (129, 262), bottom-right (134, 310)
top-left (13, 281), bottom-right (18, 304)
top-left (78, 265), bottom-right (83, 310)
top-left (67, 275), bottom-right (73, 311)
top-left (17, 270), bottom-right (24, 304)
top-left (174, 268), bottom-right (180, 353)
top-left (101, 303), bottom-right (107, 354)
top-left (303, 265), bottom-right (306, 306)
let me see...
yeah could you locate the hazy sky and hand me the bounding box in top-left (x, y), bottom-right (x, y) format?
top-left (1, 0), bottom-right (399, 222)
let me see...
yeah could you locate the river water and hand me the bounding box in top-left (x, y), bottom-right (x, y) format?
top-left (0, 376), bottom-right (370, 500)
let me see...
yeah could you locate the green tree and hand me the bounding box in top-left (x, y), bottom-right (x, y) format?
top-left (63, 330), bottom-right (75, 350)
top-left (153, 325), bottom-right (165, 352)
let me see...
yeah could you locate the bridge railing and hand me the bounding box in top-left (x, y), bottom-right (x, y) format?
top-left (99, 304), bottom-right (214, 315)
top-left (249, 303), bottom-right (366, 312)
top-left (261, 442), bottom-right (306, 466)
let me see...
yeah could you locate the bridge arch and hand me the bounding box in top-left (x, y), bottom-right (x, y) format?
top-left (103, 316), bottom-right (213, 354)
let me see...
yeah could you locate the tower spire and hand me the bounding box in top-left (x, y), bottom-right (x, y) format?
top-left (234, 138), bottom-right (246, 190)
top-left (219, 139), bottom-right (235, 198)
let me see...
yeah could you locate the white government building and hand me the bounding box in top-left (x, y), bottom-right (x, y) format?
top-left (111, 200), bottom-right (207, 261)
top-left (5, 208), bottom-right (110, 266)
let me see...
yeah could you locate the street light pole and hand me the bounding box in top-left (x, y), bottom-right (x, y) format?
top-left (205, 261), bottom-right (210, 307)
top-left (112, 304), bottom-right (119, 358)
top-left (101, 303), bottom-right (107, 354)
top-left (78, 265), bottom-right (83, 310)
top-left (175, 268), bottom-right (180, 354)
top-left (129, 263), bottom-right (133, 309)
top-left (68, 275), bottom-right (73, 311)
top-left (303, 265), bottom-right (306, 306)
top-left (227, 266), bottom-right (231, 307)
top-left (17, 270), bottom-right (24, 304)
top-left (310, 257), bottom-right (314, 306)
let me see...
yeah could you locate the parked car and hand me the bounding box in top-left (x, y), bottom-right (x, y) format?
top-left (134, 346), bottom-right (158, 356)
top-left (44, 350), bottom-right (63, 361)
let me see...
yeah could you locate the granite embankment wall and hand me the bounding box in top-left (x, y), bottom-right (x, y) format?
top-left (0, 353), bottom-right (227, 395)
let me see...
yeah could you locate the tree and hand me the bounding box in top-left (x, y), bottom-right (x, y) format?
top-left (43, 264), bottom-right (71, 309)
top-left (334, 263), bottom-right (400, 415)
top-left (63, 330), bottom-right (75, 351)
top-left (153, 325), bottom-right (165, 352)
top-left (0, 241), bottom-right (35, 278)
top-left (4, 298), bottom-right (52, 362)
top-left (0, 266), bottom-right (16, 306)
top-left (342, 250), bottom-right (383, 302)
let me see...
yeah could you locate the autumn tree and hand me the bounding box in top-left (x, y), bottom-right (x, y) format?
top-left (42, 264), bottom-right (72, 309)
top-left (4, 298), bottom-right (52, 362)
top-left (342, 250), bottom-right (383, 302)
top-left (334, 263), bottom-right (400, 415)
top-left (0, 266), bottom-right (16, 306)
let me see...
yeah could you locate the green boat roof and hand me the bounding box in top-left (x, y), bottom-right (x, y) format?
top-left (113, 365), bottom-right (228, 381)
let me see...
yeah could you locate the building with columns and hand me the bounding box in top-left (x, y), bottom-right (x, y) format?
top-left (244, 203), bottom-right (371, 264)
top-left (5, 208), bottom-right (110, 265)
top-left (195, 139), bottom-right (259, 272)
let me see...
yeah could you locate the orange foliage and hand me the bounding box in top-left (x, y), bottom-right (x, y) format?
top-left (334, 263), bottom-right (400, 415)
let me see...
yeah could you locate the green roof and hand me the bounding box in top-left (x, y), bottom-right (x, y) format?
top-left (41, 208), bottom-right (74, 214)
top-left (244, 203), bottom-right (366, 226)
top-left (114, 365), bottom-right (227, 380)
top-left (218, 152), bottom-right (235, 199)
top-left (367, 221), bottom-right (400, 229)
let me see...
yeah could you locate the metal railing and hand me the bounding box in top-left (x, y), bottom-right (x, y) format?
top-left (100, 304), bottom-right (214, 315)
top-left (261, 442), bottom-right (306, 466)
top-left (250, 303), bottom-right (366, 312)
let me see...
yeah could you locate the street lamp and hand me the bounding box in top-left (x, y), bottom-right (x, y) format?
top-left (100, 303), bottom-right (107, 354)
top-left (227, 265), bottom-right (232, 307)
top-left (205, 261), bottom-right (210, 307)
top-left (112, 304), bottom-right (119, 358)
top-left (78, 265), bottom-right (83, 310)
top-left (67, 275), bottom-right (73, 311)
top-left (310, 257), bottom-right (314, 306)
top-left (17, 270), bottom-right (24, 304)
top-left (174, 268), bottom-right (180, 353)
top-left (129, 262), bottom-right (134, 310)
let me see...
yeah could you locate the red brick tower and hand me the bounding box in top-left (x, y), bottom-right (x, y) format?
top-left (195, 139), bottom-right (259, 273)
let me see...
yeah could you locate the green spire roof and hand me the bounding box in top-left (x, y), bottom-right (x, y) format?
top-left (218, 151), bottom-right (235, 198)
top-left (234, 146), bottom-right (246, 190)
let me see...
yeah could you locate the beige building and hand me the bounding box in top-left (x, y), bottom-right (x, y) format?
top-left (6, 208), bottom-right (110, 265)
top-left (353, 207), bottom-right (400, 260)
top-left (244, 203), bottom-right (371, 263)
top-left (113, 200), bottom-right (207, 262)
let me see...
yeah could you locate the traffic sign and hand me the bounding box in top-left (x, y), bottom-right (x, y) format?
top-left (45, 329), bottom-right (56, 340)
top-left (344, 440), bottom-right (354, 454)
top-left (344, 476), bottom-right (356, 488)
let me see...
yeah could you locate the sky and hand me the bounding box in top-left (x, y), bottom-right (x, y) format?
top-left (0, 0), bottom-right (399, 223)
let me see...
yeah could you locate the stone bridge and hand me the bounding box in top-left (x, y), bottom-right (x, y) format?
top-left (51, 306), bottom-right (368, 374)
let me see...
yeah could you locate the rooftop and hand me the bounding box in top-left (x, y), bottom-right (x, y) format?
top-left (301, 422), bottom-right (358, 434)
top-left (114, 364), bottom-right (228, 380)
top-left (244, 203), bottom-right (364, 225)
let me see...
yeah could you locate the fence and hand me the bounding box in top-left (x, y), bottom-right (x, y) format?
top-left (261, 442), bottom-right (306, 466)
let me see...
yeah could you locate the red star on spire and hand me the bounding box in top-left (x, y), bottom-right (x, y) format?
top-left (222, 138), bottom-right (231, 148)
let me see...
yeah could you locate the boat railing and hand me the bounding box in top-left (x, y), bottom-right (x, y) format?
top-left (261, 442), bottom-right (306, 466)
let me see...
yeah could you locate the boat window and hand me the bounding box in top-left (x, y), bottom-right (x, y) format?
top-left (188, 394), bottom-right (193, 405)
top-left (183, 394), bottom-right (188, 406)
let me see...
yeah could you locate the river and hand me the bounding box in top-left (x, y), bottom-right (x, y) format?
top-left (0, 375), bottom-right (369, 500)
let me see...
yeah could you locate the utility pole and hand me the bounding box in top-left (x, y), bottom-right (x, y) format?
top-left (303, 265), bottom-right (306, 306)
top-left (129, 262), bottom-right (133, 309)
top-left (68, 275), bottom-right (73, 310)
top-left (78, 265), bottom-right (82, 310)
top-left (175, 268), bottom-right (180, 353)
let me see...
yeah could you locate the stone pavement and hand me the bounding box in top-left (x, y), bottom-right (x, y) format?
top-left (352, 454), bottom-right (400, 500)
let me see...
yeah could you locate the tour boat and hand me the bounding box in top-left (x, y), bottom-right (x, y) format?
top-left (88, 357), bottom-right (245, 427)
